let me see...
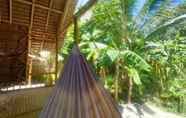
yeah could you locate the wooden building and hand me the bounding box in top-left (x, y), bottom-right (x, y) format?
top-left (0, 0), bottom-right (98, 118)
top-left (0, 0), bottom-right (76, 86)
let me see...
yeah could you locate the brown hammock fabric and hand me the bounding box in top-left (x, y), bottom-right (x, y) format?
top-left (39, 44), bottom-right (122, 118)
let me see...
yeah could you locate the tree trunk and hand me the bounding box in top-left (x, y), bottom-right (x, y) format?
top-left (115, 62), bottom-right (120, 101)
top-left (128, 77), bottom-right (133, 104)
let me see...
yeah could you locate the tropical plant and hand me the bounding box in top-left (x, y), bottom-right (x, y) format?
top-left (61, 0), bottom-right (186, 114)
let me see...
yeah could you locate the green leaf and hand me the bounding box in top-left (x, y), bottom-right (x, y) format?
top-left (120, 50), bottom-right (151, 71)
top-left (106, 49), bottom-right (120, 62)
top-left (127, 67), bottom-right (142, 85)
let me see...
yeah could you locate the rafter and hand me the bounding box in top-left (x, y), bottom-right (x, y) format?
top-left (9, 0), bottom-right (12, 23)
top-left (74, 0), bottom-right (98, 18)
top-left (15, 0), bottom-right (63, 14)
top-left (40, 0), bottom-right (54, 52)
top-left (58, 0), bottom-right (98, 38)
top-left (57, 0), bottom-right (74, 38)
top-left (29, 0), bottom-right (35, 33)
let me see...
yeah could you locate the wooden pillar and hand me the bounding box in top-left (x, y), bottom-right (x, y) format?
top-left (26, 0), bottom-right (35, 84)
top-left (26, 39), bottom-right (32, 84)
top-left (55, 36), bottom-right (58, 82)
top-left (28, 58), bottom-right (33, 85)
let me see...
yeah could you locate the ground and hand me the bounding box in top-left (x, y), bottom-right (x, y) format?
top-left (119, 103), bottom-right (185, 118)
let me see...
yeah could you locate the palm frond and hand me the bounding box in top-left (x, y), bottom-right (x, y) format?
top-left (145, 14), bottom-right (186, 39)
top-left (120, 50), bottom-right (151, 71)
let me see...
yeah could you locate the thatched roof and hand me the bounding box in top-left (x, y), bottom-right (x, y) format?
top-left (0, 0), bottom-right (75, 55)
top-left (0, 0), bottom-right (99, 85)
top-left (0, 0), bottom-right (76, 85)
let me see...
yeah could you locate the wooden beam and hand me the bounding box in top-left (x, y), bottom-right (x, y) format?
top-left (29, 0), bottom-right (35, 32)
top-left (26, 0), bottom-right (35, 85)
top-left (28, 0), bottom-right (35, 53)
top-left (14, 0), bottom-right (63, 14)
top-left (55, 0), bottom-right (74, 81)
top-left (58, 0), bottom-right (98, 38)
top-left (28, 58), bottom-right (33, 85)
top-left (9, 0), bottom-right (13, 23)
top-left (46, 0), bottom-right (53, 28)
top-left (55, 36), bottom-right (58, 81)
top-left (57, 0), bottom-right (74, 38)
top-left (31, 72), bottom-right (56, 76)
top-left (30, 38), bottom-right (55, 43)
top-left (74, 0), bottom-right (98, 18)
top-left (40, 0), bottom-right (54, 51)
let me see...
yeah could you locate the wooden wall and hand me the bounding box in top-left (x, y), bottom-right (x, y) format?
top-left (0, 23), bottom-right (28, 85)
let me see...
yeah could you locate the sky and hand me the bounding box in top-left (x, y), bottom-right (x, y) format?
top-left (76, 0), bottom-right (92, 20)
top-left (76, 0), bottom-right (182, 16)
top-left (77, 0), bottom-right (88, 9)
top-left (76, 0), bottom-right (183, 22)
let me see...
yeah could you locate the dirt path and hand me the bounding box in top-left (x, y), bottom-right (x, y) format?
top-left (119, 103), bottom-right (185, 118)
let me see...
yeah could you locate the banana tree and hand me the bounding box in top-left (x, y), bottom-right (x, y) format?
top-left (87, 0), bottom-right (186, 102)
top-left (62, 0), bottom-right (186, 106)
top-left (78, 37), bottom-right (151, 102)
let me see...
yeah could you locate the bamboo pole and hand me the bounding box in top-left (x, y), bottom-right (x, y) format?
top-left (26, 0), bottom-right (35, 85)
top-left (15, 0), bottom-right (63, 14)
top-left (55, 36), bottom-right (58, 82)
top-left (28, 58), bottom-right (33, 85)
top-left (9, 0), bottom-right (12, 24)
top-left (40, 0), bottom-right (54, 51)
top-left (58, 0), bottom-right (98, 38)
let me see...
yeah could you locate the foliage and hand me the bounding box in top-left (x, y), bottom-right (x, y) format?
top-left (61, 0), bottom-right (186, 115)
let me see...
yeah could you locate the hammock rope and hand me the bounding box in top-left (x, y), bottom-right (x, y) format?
top-left (74, 17), bottom-right (80, 44)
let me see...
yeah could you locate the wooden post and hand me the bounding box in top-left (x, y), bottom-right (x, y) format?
top-left (55, 36), bottom-right (58, 83)
top-left (28, 58), bottom-right (33, 85)
top-left (26, 39), bottom-right (32, 84)
top-left (26, 0), bottom-right (35, 84)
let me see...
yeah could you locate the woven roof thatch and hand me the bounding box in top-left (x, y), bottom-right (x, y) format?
top-left (0, 0), bottom-right (75, 55)
top-left (0, 0), bottom-right (98, 85)
top-left (0, 0), bottom-right (76, 85)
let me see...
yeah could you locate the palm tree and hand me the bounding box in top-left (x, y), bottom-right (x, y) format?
top-left (81, 0), bottom-right (186, 103)
top-left (62, 0), bottom-right (186, 106)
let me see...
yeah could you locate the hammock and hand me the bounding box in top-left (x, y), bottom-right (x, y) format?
top-left (39, 44), bottom-right (122, 118)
